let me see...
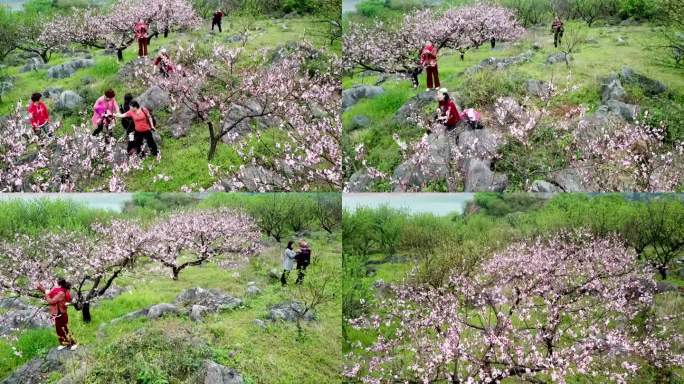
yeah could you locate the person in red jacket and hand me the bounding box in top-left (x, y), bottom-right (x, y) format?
top-left (436, 88), bottom-right (461, 131)
top-left (27, 92), bottom-right (50, 135)
top-left (36, 278), bottom-right (77, 350)
top-left (420, 41), bottom-right (440, 91)
top-left (134, 18), bottom-right (149, 57)
top-left (115, 100), bottom-right (158, 158)
top-left (212, 9), bottom-right (224, 33)
top-left (153, 49), bottom-right (175, 78)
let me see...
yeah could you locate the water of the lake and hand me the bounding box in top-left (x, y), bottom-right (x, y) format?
top-left (0, 193), bottom-right (133, 212)
top-left (0, 0), bottom-right (25, 10)
top-left (343, 193), bottom-right (474, 216)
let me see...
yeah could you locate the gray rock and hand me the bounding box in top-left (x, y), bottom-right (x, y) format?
top-left (529, 180), bottom-right (562, 193)
top-left (254, 319), bottom-right (267, 329)
top-left (246, 282), bottom-right (261, 297)
top-left (0, 308), bottom-right (52, 336)
top-left (268, 268), bottom-right (281, 280)
top-left (548, 168), bottom-right (585, 192)
top-left (603, 99), bottom-right (640, 122)
top-left (619, 67), bottom-right (667, 96)
top-left (267, 301), bottom-right (315, 322)
top-left (615, 36), bottom-right (627, 45)
top-left (225, 34), bottom-right (246, 44)
top-left (198, 360), bottom-right (243, 384)
top-left (20, 57), bottom-right (46, 73)
top-left (345, 168), bottom-right (383, 192)
top-left (55, 90), bottom-right (84, 111)
top-left (546, 52), bottom-right (571, 65)
top-left (601, 73), bottom-right (626, 103)
top-left (342, 85), bottom-right (384, 110)
top-left (168, 105), bottom-right (195, 138)
top-left (1, 347), bottom-right (83, 384)
top-left (190, 305), bottom-right (211, 322)
top-left (97, 286), bottom-right (127, 301)
top-left (532, 42), bottom-right (542, 50)
top-left (146, 303), bottom-right (180, 319)
top-left (0, 298), bottom-right (32, 311)
top-left (349, 115), bottom-right (371, 130)
top-left (220, 100), bottom-right (276, 143)
top-left (393, 89), bottom-right (438, 124)
top-left (175, 287), bottom-right (242, 312)
top-left (47, 58), bottom-right (94, 79)
top-left (468, 51), bottom-right (533, 73)
top-left (42, 87), bottom-right (63, 99)
top-left (457, 129), bottom-right (502, 161)
top-left (222, 165), bottom-right (286, 192)
top-left (136, 85), bottom-right (169, 111)
top-left (0, 80), bottom-right (13, 94)
top-left (463, 159), bottom-right (507, 192)
top-left (525, 79), bottom-right (551, 98)
top-left (392, 133), bottom-right (451, 191)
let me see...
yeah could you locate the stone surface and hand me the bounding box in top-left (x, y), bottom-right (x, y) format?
top-left (548, 168), bottom-right (585, 192)
top-left (391, 132), bottom-right (451, 191)
top-left (393, 89), bottom-right (438, 124)
top-left (546, 52), bottom-right (571, 65)
top-left (20, 57), bottom-right (46, 73)
top-left (198, 360), bottom-right (244, 384)
top-left (190, 305), bottom-right (211, 322)
top-left (245, 282), bottom-right (261, 297)
top-left (618, 66), bottom-right (667, 96)
top-left (136, 85), bottom-right (169, 111)
top-left (601, 73), bottom-right (626, 103)
top-left (467, 51), bottom-right (533, 73)
top-left (525, 79), bottom-right (551, 98)
top-left (655, 280), bottom-right (678, 294)
top-left (146, 303), bottom-right (180, 319)
top-left (175, 287), bottom-right (242, 312)
top-left (0, 308), bottom-right (52, 336)
top-left (463, 159), bottom-right (507, 192)
top-left (345, 168), bottom-right (383, 192)
top-left (602, 100), bottom-right (640, 122)
top-left (222, 166), bottom-right (286, 192)
top-left (0, 347), bottom-right (83, 384)
top-left (342, 85), bottom-right (384, 110)
top-left (42, 87), bottom-right (63, 99)
top-left (55, 90), bottom-right (84, 111)
top-left (47, 58), bottom-right (95, 79)
top-left (267, 301), bottom-right (315, 322)
top-left (168, 105), bottom-right (195, 138)
top-left (349, 114), bottom-right (371, 130)
top-left (457, 129), bottom-right (501, 161)
top-left (529, 180), bottom-right (562, 193)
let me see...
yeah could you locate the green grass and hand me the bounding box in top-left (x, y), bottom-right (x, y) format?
top-left (342, 23), bottom-right (684, 190)
top-left (0, 231), bottom-right (342, 384)
top-left (1, 16), bottom-right (338, 191)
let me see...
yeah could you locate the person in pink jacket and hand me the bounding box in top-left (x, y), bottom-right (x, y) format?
top-left (92, 89), bottom-right (119, 139)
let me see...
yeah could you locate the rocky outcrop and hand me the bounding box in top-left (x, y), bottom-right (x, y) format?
top-left (463, 159), bottom-right (507, 192)
top-left (342, 85), bottom-right (384, 110)
top-left (20, 57), bottom-right (47, 73)
top-left (136, 85), bottom-right (169, 111)
top-left (467, 51), bottom-right (533, 73)
top-left (47, 58), bottom-right (95, 79)
top-left (345, 168), bottom-right (383, 192)
top-left (546, 52), bottom-right (571, 65)
top-left (391, 132), bottom-right (452, 191)
top-left (267, 301), bottom-right (315, 322)
top-left (618, 66), bottom-right (667, 96)
top-left (0, 299), bottom-right (52, 336)
top-left (221, 165), bottom-right (287, 192)
top-left (393, 89), bottom-right (439, 125)
top-left (0, 347), bottom-right (84, 384)
top-left (168, 105), bottom-right (195, 138)
top-left (198, 360), bottom-right (244, 384)
top-left (525, 79), bottom-right (551, 99)
top-left (55, 91), bottom-right (84, 111)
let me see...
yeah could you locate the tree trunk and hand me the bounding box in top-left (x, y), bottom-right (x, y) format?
top-left (208, 136), bottom-right (220, 160)
top-left (490, 38), bottom-right (496, 49)
top-left (658, 265), bottom-right (667, 280)
top-left (116, 49), bottom-right (124, 62)
top-left (164, 28), bottom-right (169, 38)
top-left (82, 302), bottom-right (92, 323)
top-left (40, 50), bottom-right (49, 64)
top-left (172, 267), bottom-right (180, 280)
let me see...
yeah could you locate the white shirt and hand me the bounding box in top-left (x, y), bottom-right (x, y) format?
top-left (283, 248), bottom-right (296, 271)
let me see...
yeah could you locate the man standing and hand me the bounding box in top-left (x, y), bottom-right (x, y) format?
top-left (212, 9), bottom-right (225, 33)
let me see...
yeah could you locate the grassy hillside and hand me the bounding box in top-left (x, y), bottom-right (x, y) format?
top-left (1, 15), bottom-right (339, 192)
top-left (342, 20), bottom-right (684, 191)
top-left (0, 196), bottom-right (342, 383)
top-left (343, 193), bottom-right (684, 383)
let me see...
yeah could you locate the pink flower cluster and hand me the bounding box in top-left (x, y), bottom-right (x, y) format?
top-left (346, 230), bottom-right (683, 383)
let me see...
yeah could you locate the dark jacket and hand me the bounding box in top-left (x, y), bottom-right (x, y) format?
top-left (295, 247), bottom-right (311, 267)
top-left (120, 103), bottom-right (134, 132)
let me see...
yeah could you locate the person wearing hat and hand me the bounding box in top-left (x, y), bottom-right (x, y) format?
top-left (436, 88), bottom-right (461, 131)
top-left (294, 240), bottom-right (311, 285)
top-left (153, 49), bottom-right (175, 78)
top-left (420, 41), bottom-right (440, 91)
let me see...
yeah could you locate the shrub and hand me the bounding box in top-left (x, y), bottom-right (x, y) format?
top-left (460, 69), bottom-right (524, 107)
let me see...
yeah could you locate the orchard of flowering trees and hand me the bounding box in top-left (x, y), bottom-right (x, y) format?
top-left (343, 4), bottom-right (525, 86)
top-left (345, 230), bottom-right (684, 383)
top-left (0, 103), bottom-right (141, 192)
top-left (39, 0), bottom-right (199, 61)
top-left (0, 208), bottom-right (261, 322)
top-left (137, 42), bottom-right (342, 191)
